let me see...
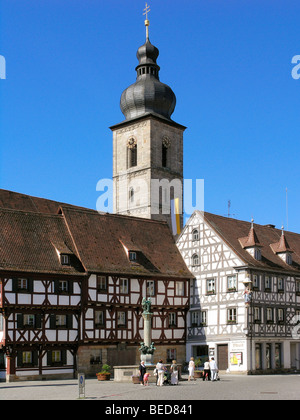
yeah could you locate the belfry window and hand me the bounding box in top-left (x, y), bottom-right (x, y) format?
top-left (128, 144), bottom-right (137, 168)
top-left (162, 144), bottom-right (167, 167)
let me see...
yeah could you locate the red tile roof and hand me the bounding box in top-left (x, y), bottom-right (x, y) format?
top-left (270, 231), bottom-right (293, 254)
top-left (202, 212), bottom-right (300, 274)
top-left (238, 225), bottom-right (262, 249)
top-left (61, 206), bottom-right (192, 278)
top-left (0, 188), bottom-right (92, 214)
top-left (0, 208), bottom-right (84, 275)
top-left (0, 189), bottom-right (192, 279)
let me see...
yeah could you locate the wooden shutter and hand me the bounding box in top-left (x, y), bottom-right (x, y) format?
top-left (49, 314), bottom-right (56, 329)
top-left (67, 314), bottom-right (73, 329)
top-left (17, 314), bottom-right (24, 329)
top-left (35, 314), bottom-right (42, 329)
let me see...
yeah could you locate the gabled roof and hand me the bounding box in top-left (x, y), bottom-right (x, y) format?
top-left (0, 208), bottom-right (84, 275)
top-left (61, 206), bottom-right (192, 278)
top-left (195, 211), bottom-right (300, 273)
top-left (0, 188), bottom-right (93, 215)
top-left (0, 189), bottom-right (192, 279)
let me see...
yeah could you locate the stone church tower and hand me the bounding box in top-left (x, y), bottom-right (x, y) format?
top-left (110, 16), bottom-right (186, 231)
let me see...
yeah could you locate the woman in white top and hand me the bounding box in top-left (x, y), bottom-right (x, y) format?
top-left (203, 360), bottom-right (210, 381)
top-left (209, 357), bottom-right (218, 381)
top-left (156, 359), bottom-right (164, 386)
top-left (170, 360), bottom-right (178, 385)
top-left (188, 357), bottom-right (195, 381)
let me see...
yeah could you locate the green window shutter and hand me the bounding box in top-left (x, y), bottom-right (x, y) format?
top-left (17, 314), bottom-right (24, 329)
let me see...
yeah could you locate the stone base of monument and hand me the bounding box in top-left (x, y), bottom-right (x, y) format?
top-left (140, 354), bottom-right (154, 365)
top-left (113, 364), bottom-right (182, 383)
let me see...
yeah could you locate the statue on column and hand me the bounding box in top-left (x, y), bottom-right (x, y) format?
top-left (139, 297), bottom-right (156, 364)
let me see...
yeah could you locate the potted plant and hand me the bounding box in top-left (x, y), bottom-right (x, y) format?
top-left (194, 358), bottom-right (203, 378)
top-left (131, 375), bottom-right (140, 384)
top-left (96, 364), bottom-right (111, 381)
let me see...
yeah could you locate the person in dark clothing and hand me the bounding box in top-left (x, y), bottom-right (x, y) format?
top-left (139, 361), bottom-right (147, 385)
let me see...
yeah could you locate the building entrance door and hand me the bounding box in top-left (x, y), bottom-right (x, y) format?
top-left (290, 343), bottom-right (300, 370)
top-left (217, 344), bottom-right (228, 370)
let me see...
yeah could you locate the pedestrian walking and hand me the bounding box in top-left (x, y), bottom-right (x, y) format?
top-left (156, 359), bottom-right (165, 386)
top-left (209, 357), bottom-right (218, 381)
top-left (203, 360), bottom-right (210, 381)
top-left (139, 360), bottom-right (147, 386)
top-left (188, 357), bottom-right (195, 381)
top-left (170, 360), bottom-right (178, 385)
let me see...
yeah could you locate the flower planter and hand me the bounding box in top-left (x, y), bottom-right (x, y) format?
top-left (97, 373), bottom-right (111, 381)
top-left (194, 371), bottom-right (203, 378)
top-left (131, 376), bottom-right (140, 384)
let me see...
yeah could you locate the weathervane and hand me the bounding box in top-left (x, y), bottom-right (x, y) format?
top-left (143, 3), bottom-right (151, 39)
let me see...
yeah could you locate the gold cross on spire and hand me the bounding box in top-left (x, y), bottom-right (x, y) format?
top-left (143, 3), bottom-right (150, 39)
top-left (143, 3), bottom-right (151, 20)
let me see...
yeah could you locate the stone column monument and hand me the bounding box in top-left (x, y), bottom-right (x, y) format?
top-left (139, 297), bottom-right (156, 365)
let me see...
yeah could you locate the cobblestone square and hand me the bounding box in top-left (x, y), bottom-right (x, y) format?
top-left (1, 374), bottom-right (299, 401)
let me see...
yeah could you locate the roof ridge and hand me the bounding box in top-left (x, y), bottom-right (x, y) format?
top-left (61, 205), bottom-right (169, 225)
top-left (0, 206), bottom-right (64, 219)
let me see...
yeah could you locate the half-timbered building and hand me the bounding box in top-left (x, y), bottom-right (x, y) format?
top-left (0, 189), bottom-right (192, 381)
top-left (177, 210), bottom-right (300, 374)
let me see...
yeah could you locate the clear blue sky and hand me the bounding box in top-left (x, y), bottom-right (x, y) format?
top-left (0, 0), bottom-right (299, 232)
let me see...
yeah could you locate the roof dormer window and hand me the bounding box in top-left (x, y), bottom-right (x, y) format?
top-left (238, 219), bottom-right (262, 261)
top-left (60, 254), bottom-right (70, 266)
top-left (129, 251), bottom-right (137, 262)
top-left (270, 227), bottom-right (293, 265)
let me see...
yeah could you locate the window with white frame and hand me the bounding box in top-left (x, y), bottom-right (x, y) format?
top-left (56, 315), bottom-right (67, 327)
top-left (95, 310), bottom-right (105, 327)
top-left (60, 254), bottom-right (70, 266)
top-left (175, 281), bottom-right (185, 296)
top-left (227, 308), bottom-right (237, 324)
top-left (192, 254), bottom-right (199, 266)
top-left (59, 280), bottom-right (69, 293)
top-left (117, 311), bottom-right (126, 327)
top-left (191, 310), bottom-right (207, 327)
top-left (120, 278), bottom-right (129, 294)
top-left (22, 351), bottom-right (32, 365)
top-left (277, 308), bottom-right (284, 324)
top-left (192, 229), bottom-right (199, 241)
top-left (254, 248), bottom-right (261, 261)
top-left (97, 276), bottom-right (107, 292)
top-left (146, 280), bottom-right (155, 297)
top-left (191, 311), bottom-right (200, 327)
top-left (252, 274), bottom-right (260, 289)
top-left (23, 314), bottom-right (35, 328)
top-left (266, 307), bottom-right (273, 323)
top-left (129, 251), bottom-right (137, 262)
top-left (264, 276), bottom-right (271, 291)
top-left (227, 275), bottom-right (237, 291)
top-left (18, 278), bottom-right (28, 290)
top-left (277, 277), bottom-right (284, 292)
top-left (254, 307), bottom-right (261, 323)
top-left (52, 350), bottom-right (62, 363)
top-left (206, 278), bottom-right (215, 294)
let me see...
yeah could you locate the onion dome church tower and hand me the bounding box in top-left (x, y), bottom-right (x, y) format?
top-left (110, 6), bottom-right (186, 231)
